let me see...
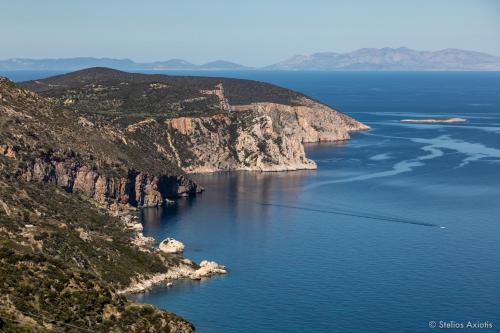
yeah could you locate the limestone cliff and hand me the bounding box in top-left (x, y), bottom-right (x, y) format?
top-left (19, 152), bottom-right (201, 208)
top-left (165, 97), bottom-right (368, 173)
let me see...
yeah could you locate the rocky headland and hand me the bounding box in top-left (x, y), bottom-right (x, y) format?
top-left (22, 67), bottom-right (368, 174)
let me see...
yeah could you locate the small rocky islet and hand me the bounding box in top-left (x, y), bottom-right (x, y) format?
top-left (400, 117), bottom-right (466, 123)
top-left (0, 68), bottom-right (367, 332)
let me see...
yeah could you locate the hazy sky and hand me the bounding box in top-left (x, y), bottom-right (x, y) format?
top-left (2, 0), bottom-right (500, 66)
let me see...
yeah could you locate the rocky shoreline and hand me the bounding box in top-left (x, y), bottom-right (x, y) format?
top-left (118, 259), bottom-right (228, 294)
top-left (119, 213), bottom-right (227, 295)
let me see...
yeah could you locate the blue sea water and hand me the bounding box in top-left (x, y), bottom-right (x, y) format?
top-left (4, 70), bottom-right (500, 332)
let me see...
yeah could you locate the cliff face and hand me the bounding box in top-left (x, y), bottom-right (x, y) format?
top-left (165, 112), bottom-right (315, 173)
top-left (165, 98), bottom-right (368, 173)
top-left (19, 152), bottom-right (201, 208)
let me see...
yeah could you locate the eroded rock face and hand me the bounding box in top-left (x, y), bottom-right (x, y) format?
top-left (159, 238), bottom-right (185, 254)
top-left (165, 97), bottom-right (368, 173)
top-left (19, 152), bottom-right (202, 209)
top-left (166, 113), bottom-right (316, 173)
top-left (248, 98), bottom-right (370, 143)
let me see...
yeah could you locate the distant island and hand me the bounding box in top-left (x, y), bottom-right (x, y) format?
top-left (266, 48), bottom-right (500, 71)
top-left (400, 117), bottom-right (467, 124)
top-left (0, 58), bottom-right (252, 71)
top-left (1, 47), bottom-right (500, 71)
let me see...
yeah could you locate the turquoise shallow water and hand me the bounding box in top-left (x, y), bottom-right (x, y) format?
top-left (5, 71), bottom-right (500, 332)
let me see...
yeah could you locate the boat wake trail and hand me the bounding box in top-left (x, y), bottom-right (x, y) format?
top-left (257, 202), bottom-right (441, 228)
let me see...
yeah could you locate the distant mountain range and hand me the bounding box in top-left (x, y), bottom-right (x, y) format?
top-left (2, 48), bottom-right (500, 71)
top-left (0, 58), bottom-right (251, 71)
top-left (267, 47), bottom-right (500, 71)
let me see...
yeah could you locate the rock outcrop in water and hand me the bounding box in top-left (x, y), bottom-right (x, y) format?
top-left (119, 259), bottom-right (228, 294)
top-left (191, 260), bottom-right (228, 280)
top-left (400, 117), bottom-right (466, 124)
top-left (159, 238), bottom-right (185, 254)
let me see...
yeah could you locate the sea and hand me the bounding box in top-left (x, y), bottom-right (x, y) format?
top-left (5, 70), bottom-right (500, 333)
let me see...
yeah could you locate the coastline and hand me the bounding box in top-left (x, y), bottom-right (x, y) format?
top-left (118, 131), bottom-right (371, 296)
top-left (0, 69), bottom-right (370, 331)
top-left (118, 213), bottom-right (227, 295)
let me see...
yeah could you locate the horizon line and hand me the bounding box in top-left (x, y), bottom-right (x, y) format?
top-left (1, 46), bottom-right (500, 65)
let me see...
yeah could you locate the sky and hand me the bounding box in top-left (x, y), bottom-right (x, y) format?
top-left (1, 0), bottom-right (500, 66)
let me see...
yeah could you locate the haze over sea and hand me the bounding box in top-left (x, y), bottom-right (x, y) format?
top-left (6, 70), bottom-right (500, 332)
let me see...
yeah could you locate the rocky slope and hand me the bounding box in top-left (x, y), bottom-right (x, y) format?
top-left (1, 75), bottom-right (201, 210)
top-left (22, 67), bottom-right (368, 173)
top-left (0, 77), bottom-right (202, 332)
top-left (0, 174), bottom-right (196, 332)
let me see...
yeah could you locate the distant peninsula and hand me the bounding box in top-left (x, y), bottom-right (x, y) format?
top-left (1, 47), bottom-right (500, 71)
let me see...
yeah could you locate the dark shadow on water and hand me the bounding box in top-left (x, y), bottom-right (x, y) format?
top-left (140, 195), bottom-right (199, 230)
top-left (141, 169), bottom-right (316, 230)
